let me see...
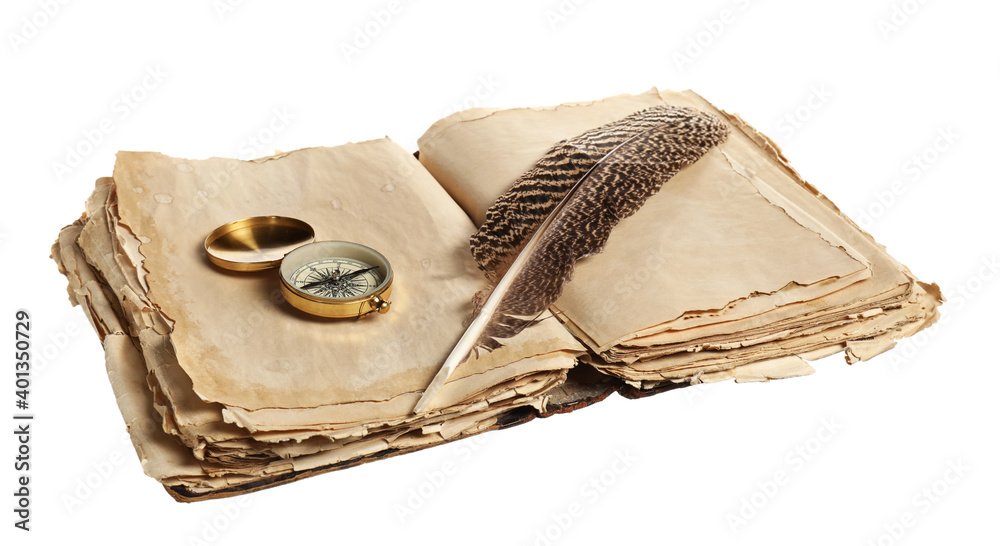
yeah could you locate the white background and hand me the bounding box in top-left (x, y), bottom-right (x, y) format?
top-left (2, 1), bottom-right (998, 544)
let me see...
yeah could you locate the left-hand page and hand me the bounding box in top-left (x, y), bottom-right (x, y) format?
top-left (113, 140), bottom-right (492, 410)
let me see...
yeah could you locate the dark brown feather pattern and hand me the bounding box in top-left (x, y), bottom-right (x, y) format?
top-left (471, 106), bottom-right (729, 284)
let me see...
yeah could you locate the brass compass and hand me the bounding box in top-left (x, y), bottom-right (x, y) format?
top-left (278, 241), bottom-right (392, 318)
top-left (205, 216), bottom-right (392, 318)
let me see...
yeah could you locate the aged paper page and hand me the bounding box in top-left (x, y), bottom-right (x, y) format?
top-left (418, 91), bottom-right (869, 348)
top-left (110, 140), bottom-right (578, 412)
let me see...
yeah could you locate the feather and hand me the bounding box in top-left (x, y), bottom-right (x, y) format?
top-left (413, 106), bottom-right (730, 413)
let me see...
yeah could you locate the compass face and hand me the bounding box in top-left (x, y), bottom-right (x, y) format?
top-left (277, 240), bottom-right (393, 317)
top-left (288, 257), bottom-right (384, 300)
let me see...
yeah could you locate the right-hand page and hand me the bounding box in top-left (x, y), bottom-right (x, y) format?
top-left (417, 87), bottom-right (941, 389)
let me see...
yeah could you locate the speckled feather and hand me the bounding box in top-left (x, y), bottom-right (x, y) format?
top-left (413, 106), bottom-right (728, 413)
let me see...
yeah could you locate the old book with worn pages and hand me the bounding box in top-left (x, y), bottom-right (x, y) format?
top-left (52, 88), bottom-right (941, 501)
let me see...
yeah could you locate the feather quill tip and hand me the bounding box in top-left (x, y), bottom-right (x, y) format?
top-left (412, 379), bottom-right (442, 414)
top-left (413, 347), bottom-right (473, 414)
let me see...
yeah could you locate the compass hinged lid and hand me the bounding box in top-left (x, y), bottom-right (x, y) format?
top-left (204, 216), bottom-right (316, 272)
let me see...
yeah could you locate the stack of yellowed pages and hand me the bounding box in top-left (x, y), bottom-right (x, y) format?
top-left (53, 88), bottom-right (941, 501)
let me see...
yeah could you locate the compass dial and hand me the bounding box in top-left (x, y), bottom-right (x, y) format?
top-left (289, 257), bottom-right (384, 300)
top-left (277, 240), bottom-right (393, 318)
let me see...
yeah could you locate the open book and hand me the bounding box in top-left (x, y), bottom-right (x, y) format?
top-left (52, 87), bottom-right (941, 501)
